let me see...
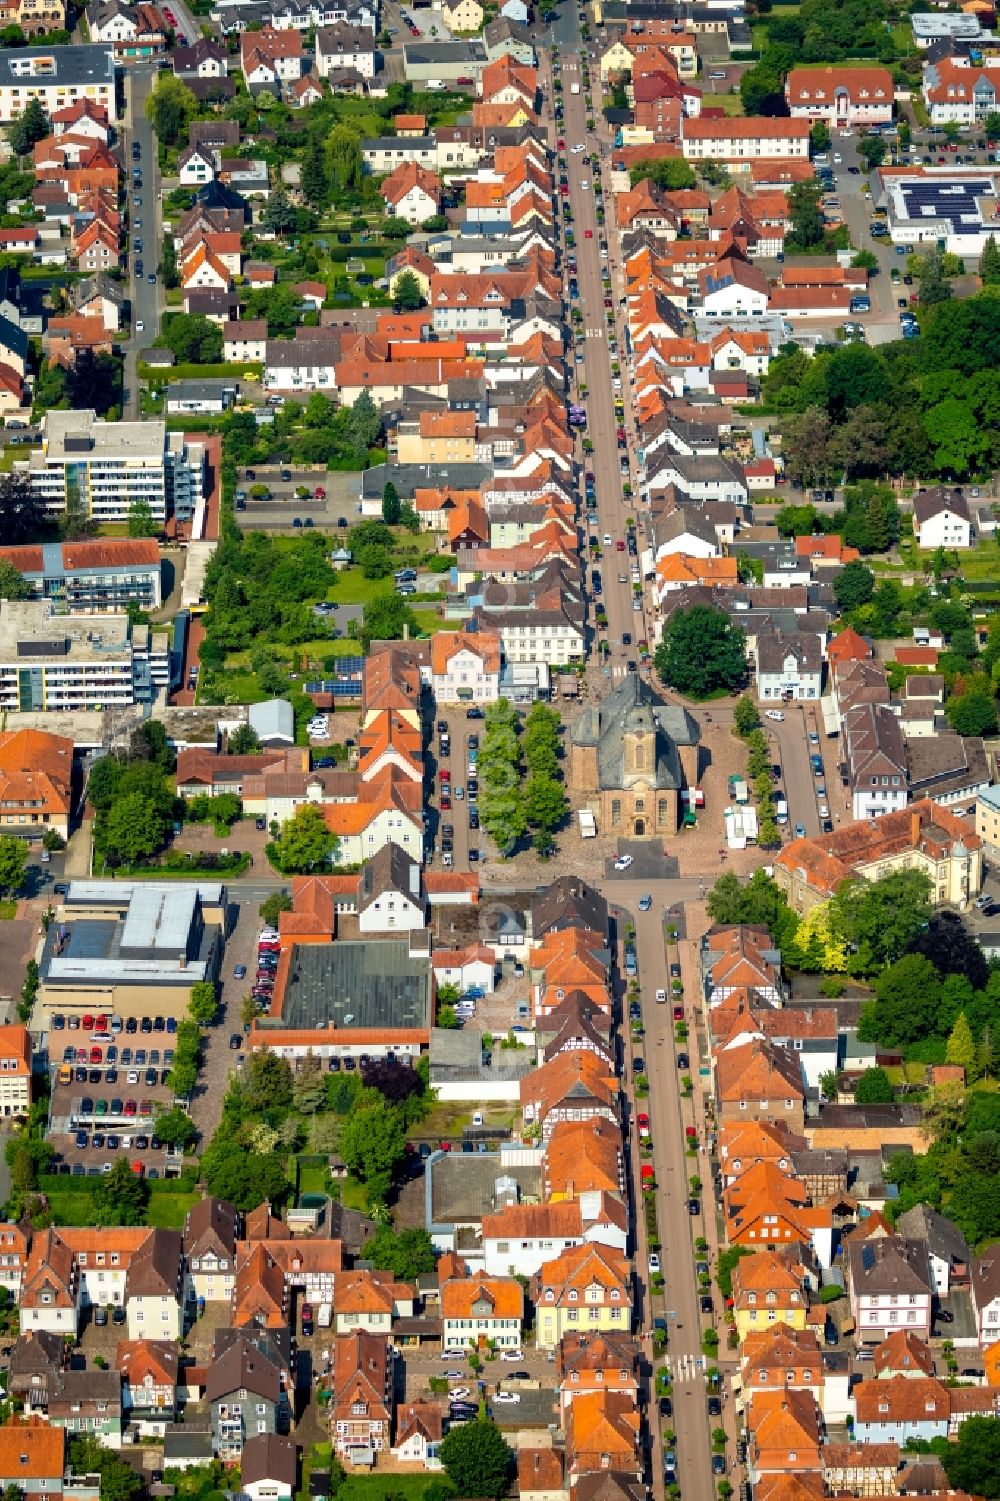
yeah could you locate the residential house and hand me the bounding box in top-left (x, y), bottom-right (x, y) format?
top-left (544, 1119), bottom-right (624, 1202)
top-left (117, 1339), bottom-right (178, 1434)
top-left (45, 1367), bottom-right (121, 1447)
top-left (699, 257), bottom-right (770, 319)
top-left (223, 319), bottom-right (268, 363)
top-left (731, 1247), bottom-right (813, 1342)
top-left (442, 0), bottom-right (483, 28)
top-left (848, 1237), bottom-right (935, 1343)
top-left (430, 627), bottom-right (500, 705)
top-left (682, 117), bottom-right (812, 161)
top-left (332, 1269), bottom-right (415, 1336)
top-left (481, 1197), bottom-right (627, 1279)
top-left (784, 66), bottom-right (894, 128)
top-left (853, 1375), bottom-right (950, 1444)
top-left (714, 1037), bottom-right (806, 1132)
top-left (518, 1447), bottom-right (567, 1501)
top-left (746, 1388), bottom-right (823, 1481)
top-left (207, 1329), bottom-right (289, 1461)
top-left (183, 1197), bottom-right (238, 1307)
top-left (756, 632), bottom-right (823, 702)
top-left (971, 1251), bottom-right (1000, 1347)
top-left (894, 1206), bottom-right (971, 1296)
top-left (532, 1243), bottom-right (632, 1350)
top-left (240, 26), bottom-right (304, 89)
top-left (873, 1329), bottom-right (935, 1379)
top-left (0, 1026), bottom-right (31, 1119)
top-left (0, 1421), bottom-right (84, 1499)
top-left (843, 703), bottom-right (908, 822)
top-left (556, 1331), bottom-right (641, 1416)
top-left (912, 486), bottom-right (973, 549)
top-left (241, 1434), bottom-right (297, 1500)
top-left (520, 1050), bottom-right (619, 1142)
top-left (315, 24), bottom-right (376, 79)
top-left (564, 1391), bottom-right (641, 1479)
top-left (440, 1275), bottom-right (523, 1350)
top-left (391, 1403), bottom-right (442, 1467)
top-left (739, 1324), bottom-right (824, 1406)
top-left (381, 162), bottom-right (442, 226)
top-left (331, 1332), bottom-right (393, 1463)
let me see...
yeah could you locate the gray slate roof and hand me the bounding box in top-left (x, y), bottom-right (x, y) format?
top-left (571, 676), bottom-right (699, 793)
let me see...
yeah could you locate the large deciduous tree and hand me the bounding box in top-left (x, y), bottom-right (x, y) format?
top-left (654, 605), bottom-right (746, 698)
top-left (440, 1418), bottom-right (513, 1498)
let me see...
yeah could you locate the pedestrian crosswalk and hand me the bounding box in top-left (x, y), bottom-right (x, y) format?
top-left (658, 1351), bottom-right (709, 1383)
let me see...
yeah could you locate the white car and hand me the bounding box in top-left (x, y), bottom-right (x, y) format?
top-left (655, 988), bottom-right (667, 1003)
top-left (603, 533), bottom-right (612, 546)
top-left (613, 854), bottom-right (633, 871)
top-left (764, 709), bottom-right (785, 722)
top-left (580, 179), bottom-right (589, 190)
top-left (649, 1252), bottom-right (661, 1274)
top-left (499, 1350), bottom-right (524, 1362)
top-left (441, 1349), bottom-right (466, 1360)
top-left (449, 1387), bottom-right (471, 1400)
top-left (135, 320), bottom-right (144, 332)
top-left (600, 247), bottom-right (608, 258)
top-left (571, 143), bottom-right (586, 153)
top-left (495, 1391), bottom-right (521, 1404)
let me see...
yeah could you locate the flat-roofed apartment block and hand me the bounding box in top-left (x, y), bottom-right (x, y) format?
top-left (0, 44), bottom-right (116, 123)
top-left (38, 880), bottom-right (228, 1022)
top-left (0, 600), bottom-right (168, 713)
top-left (27, 410), bottom-right (205, 526)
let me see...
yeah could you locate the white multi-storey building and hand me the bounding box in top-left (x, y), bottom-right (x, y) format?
top-left (26, 410), bottom-right (205, 526)
top-left (0, 44), bottom-right (116, 123)
top-left (0, 600), bottom-right (169, 712)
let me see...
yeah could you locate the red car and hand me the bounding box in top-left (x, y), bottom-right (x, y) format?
top-left (641, 1164), bottom-right (655, 1191)
top-left (83, 1014), bottom-right (95, 1031)
top-left (314, 486), bottom-right (326, 499)
top-left (440, 768), bottom-right (450, 782)
top-left (585, 228), bottom-right (593, 238)
top-left (90, 1046), bottom-right (103, 1064)
top-left (673, 1004), bottom-right (684, 1021)
top-left (440, 795), bottom-right (451, 810)
top-left (616, 539), bottom-right (625, 552)
top-left (557, 137), bottom-right (565, 148)
top-left (130, 1161), bottom-right (144, 1177)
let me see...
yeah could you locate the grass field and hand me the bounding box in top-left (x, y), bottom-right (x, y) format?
top-left (146, 1192), bottom-right (200, 1228)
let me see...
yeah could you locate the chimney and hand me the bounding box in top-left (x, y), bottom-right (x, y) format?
top-left (910, 810), bottom-right (921, 847)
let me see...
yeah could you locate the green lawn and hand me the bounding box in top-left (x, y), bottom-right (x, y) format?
top-left (146, 1191), bottom-right (200, 1228)
top-left (337, 1475), bottom-right (455, 1501)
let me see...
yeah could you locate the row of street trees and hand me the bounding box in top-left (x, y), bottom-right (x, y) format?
top-left (478, 700), bottom-right (568, 857)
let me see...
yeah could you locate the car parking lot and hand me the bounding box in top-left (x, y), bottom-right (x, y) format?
top-left (235, 466), bottom-right (359, 531)
top-left (48, 1010), bottom-right (184, 1177)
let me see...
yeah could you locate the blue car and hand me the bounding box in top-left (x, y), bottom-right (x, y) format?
top-left (795, 823), bottom-right (806, 838)
top-left (463, 986), bottom-right (486, 1001)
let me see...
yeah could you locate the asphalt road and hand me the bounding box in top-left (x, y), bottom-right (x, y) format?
top-left (122, 65), bottom-right (164, 419)
top-left (543, 38), bottom-right (649, 684)
top-left (627, 895), bottom-right (717, 1501)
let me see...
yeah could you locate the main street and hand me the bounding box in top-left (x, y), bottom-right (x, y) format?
top-left (541, 40), bottom-right (647, 683)
top-left (536, 15), bottom-right (723, 1496)
top-left (121, 65), bottom-right (165, 419)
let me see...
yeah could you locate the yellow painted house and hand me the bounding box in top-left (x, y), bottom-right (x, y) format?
top-left (600, 37), bottom-right (633, 83)
top-left (531, 1243), bottom-right (632, 1350)
top-left (731, 1248), bottom-right (811, 1343)
top-left (443, 0), bottom-right (484, 30)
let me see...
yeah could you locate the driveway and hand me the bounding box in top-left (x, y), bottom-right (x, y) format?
top-left (188, 894), bottom-right (284, 1141)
